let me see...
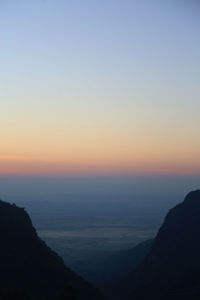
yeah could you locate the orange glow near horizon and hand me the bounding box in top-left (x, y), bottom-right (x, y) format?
top-left (1, 117), bottom-right (200, 176)
top-left (1, 118), bottom-right (200, 177)
top-left (0, 153), bottom-right (199, 176)
top-left (0, 120), bottom-right (200, 175)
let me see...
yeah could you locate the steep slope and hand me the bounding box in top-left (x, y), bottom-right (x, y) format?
top-left (101, 239), bottom-right (153, 299)
top-left (68, 239), bottom-right (153, 291)
top-left (124, 190), bottom-right (200, 300)
top-left (0, 200), bottom-right (102, 300)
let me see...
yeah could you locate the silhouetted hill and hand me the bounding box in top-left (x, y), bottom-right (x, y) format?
top-left (69, 239), bottom-right (153, 295)
top-left (101, 239), bottom-right (153, 298)
top-left (0, 200), bottom-right (103, 300)
top-left (120, 190), bottom-right (200, 300)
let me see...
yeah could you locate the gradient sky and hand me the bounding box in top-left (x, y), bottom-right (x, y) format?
top-left (0, 0), bottom-right (200, 176)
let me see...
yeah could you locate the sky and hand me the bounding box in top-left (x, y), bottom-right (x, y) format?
top-left (0, 0), bottom-right (200, 176)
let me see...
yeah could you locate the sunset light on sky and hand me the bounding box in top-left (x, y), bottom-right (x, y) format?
top-left (0, 0), bottom-right (199, 176)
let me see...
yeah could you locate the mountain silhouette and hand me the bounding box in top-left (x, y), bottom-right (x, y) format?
top-left (1, 190), bottom-right (200, 300)
top-left (120, 190), bottom-right (200, 300)
top-left (0, 200), bottom-right (103, 300)
top-left (69, 239), bottom-right (153, 290)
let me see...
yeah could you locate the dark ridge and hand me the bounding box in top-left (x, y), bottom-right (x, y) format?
top-left (0, 199), bottom-right (103, 300)
top-left (115, 190), bottom-right (200, 300)
top-left (183, 190), bottom-right (200, 205)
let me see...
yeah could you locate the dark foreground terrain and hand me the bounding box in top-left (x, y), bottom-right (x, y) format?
top-left (0, 200), bottom-right (102, 300)
top-left (0, 190), bottom-right (200, 300)
top-left (110, 190), bottom-right (200, 300)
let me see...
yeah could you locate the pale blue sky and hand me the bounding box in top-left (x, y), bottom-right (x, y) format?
top-left (0, 0), bottom-right (199, 175)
